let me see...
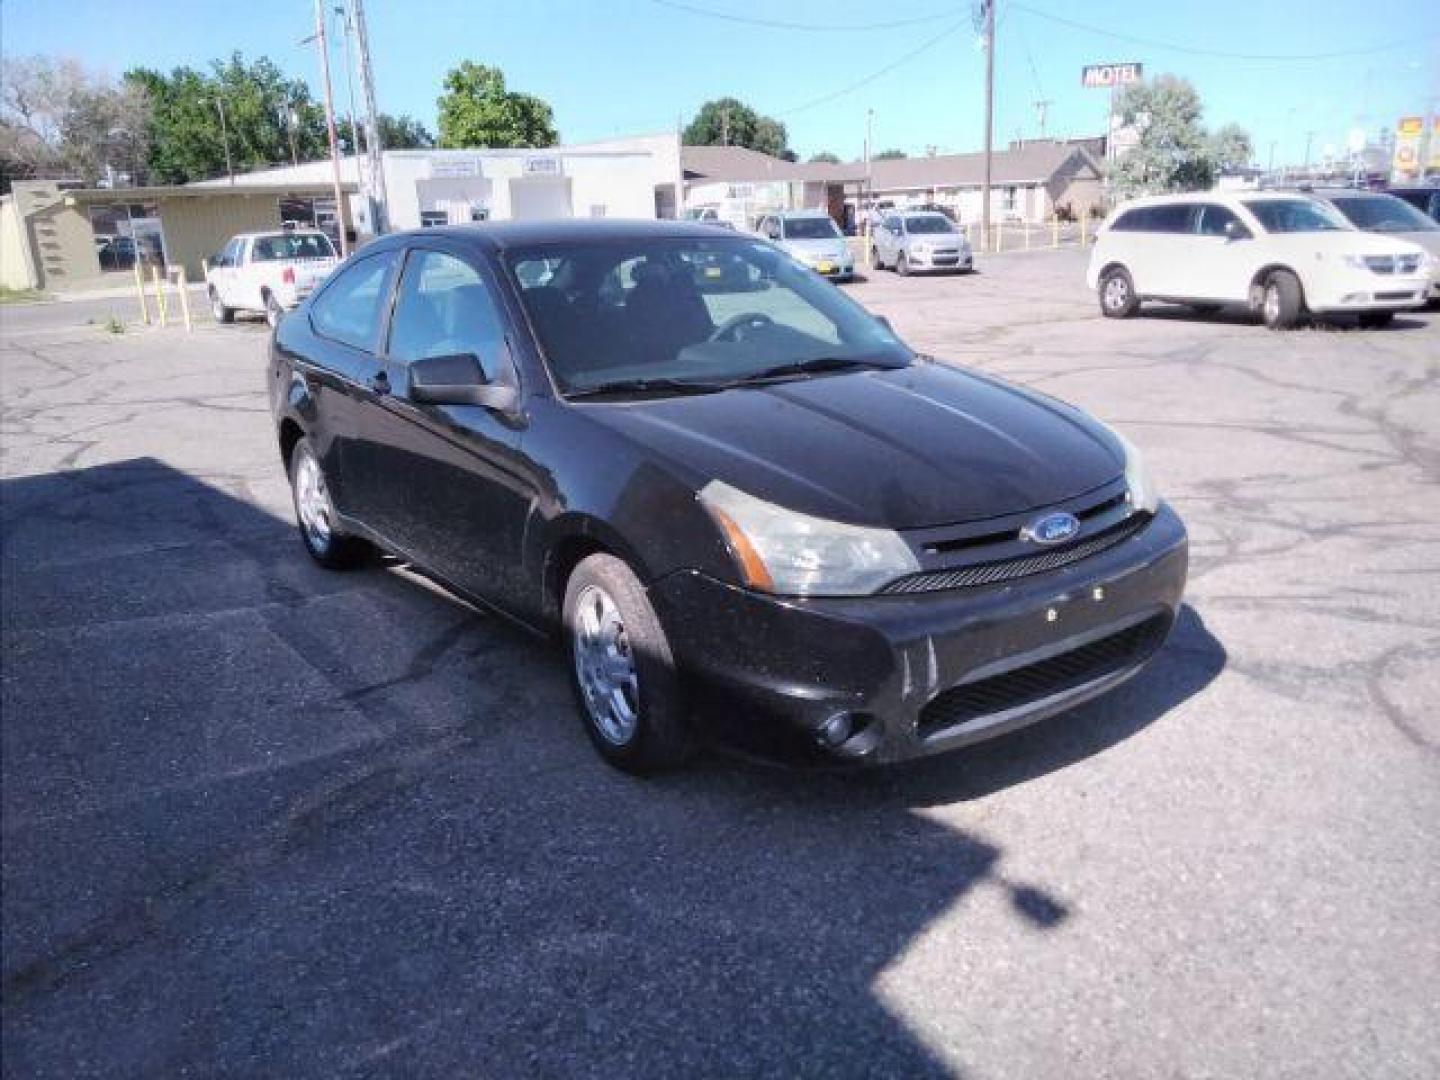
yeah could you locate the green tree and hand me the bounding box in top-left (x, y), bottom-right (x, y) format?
top-left (1208, 122), bottom-right (1253, 173)
top-left (378, 113), bottom-right (433, 149)
top-left (873, 148), bottom-right (907, 160)
top-left (436, 62), bottom-right (557, 149)
top-left (1110, 74), bottom-right (1250, 196)
top-left (683, 98), bottom-right (788, 157)
top-left (808, 150), bottom-right (841, 164)
top-left (127, 54), bottom-right (327, 183)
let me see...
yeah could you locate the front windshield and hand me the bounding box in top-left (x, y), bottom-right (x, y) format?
top-left (782, 217), bottom-right (841, 241)
top-left (1329, 195), bottom-right (1438, 233)
top-left (1242, 199), bottom-right (1349, 234)
top-left (508, 237), bottom-right (911, 395)
top-left (905, 214), bottom-right (953, 235)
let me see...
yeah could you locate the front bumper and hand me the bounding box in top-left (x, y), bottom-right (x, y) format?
top-left (1307, 270), bottom-right (1430, 312)
top-left (906, 248), bottom-right (973, 271)
top-left (650, 503), bottom-right (1189, 766)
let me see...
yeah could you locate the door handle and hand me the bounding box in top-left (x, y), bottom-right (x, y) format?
top-left (367, 371), bottom-right (390, 396)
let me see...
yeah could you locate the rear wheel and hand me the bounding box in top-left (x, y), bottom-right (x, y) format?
top-left (1099, 266), bottom-right (1139, 318)
top-left (1357, 311), bottom-right (1394, 329)
top-left (264, 291), bottom-right (284, 328)
top-left (209, 288), bottom-right (234, 324)
top-left (1261, 270), bottom-right (1304, 330)
top-left (564, 554), bottom-right (692, 774)
top-left (897, 252), bottom-right (911, 276)
top-left (288, 437), bottom-right (369, 569)
top-left (870, 246), bottom-right (884, 271)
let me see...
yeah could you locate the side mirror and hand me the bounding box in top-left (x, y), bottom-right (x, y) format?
top-left (1224, 220), bottom-right (1250, 241)
top-left (408, 351), bottom-right (519, 412)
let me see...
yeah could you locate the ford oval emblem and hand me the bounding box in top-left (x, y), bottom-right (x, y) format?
top-left (1020, 511), bottom-right (1080, 546)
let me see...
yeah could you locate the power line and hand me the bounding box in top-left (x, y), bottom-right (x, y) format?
top-left (777, 18), bottom-right (968, 115)
top-left (649, 0), bottom-right (959, 33)
top-left (1011, 2), bottom-right (1439, 62)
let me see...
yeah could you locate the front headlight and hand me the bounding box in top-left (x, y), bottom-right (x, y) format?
top-left (1103, 425), bottom-right (1160, 514)
top-left (1340, 254), bottom-right (1370, 270)
top-left (699, 480), bottom-right (919, 596)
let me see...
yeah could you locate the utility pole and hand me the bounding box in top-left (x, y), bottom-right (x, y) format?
top-left (335, 5), bottom-right (364, 166)
top-left (283, 104), bottom-right (300, 167)
top-left (1033, 98), bottom-right (1051, 140)
top-left (980, 0), bottom-right (995, 253)
top-left (348, 0), bottom-right (389, 232)
top-left (214, 97), bottom-right (234, 184)
top-left (1303, 130), bottom-right (1314, 172)
top-left (313, 0), bottom-right (351, 255)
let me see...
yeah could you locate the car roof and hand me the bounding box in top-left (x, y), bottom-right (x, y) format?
top-left (231, 229), bottom-right (330, 241)
top-left (368, 218), bottom-right (746, 252)
top-left (774, 209), bottom-right (832, 218)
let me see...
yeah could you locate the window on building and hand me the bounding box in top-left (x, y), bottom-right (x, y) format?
top-left (1002, 187), bottom-right (1018, 212)
top-left (420, 210), bottom-right (449, 228)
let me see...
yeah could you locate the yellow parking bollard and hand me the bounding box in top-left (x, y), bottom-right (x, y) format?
top-left (1080, 216), bottom-right (1088, 247)
top-left (176, 267), bottom-right (194, 332)
top-left (150, 265), bottom-right (168, 327)
top-left (994, 220), bottom-right (1004, 254)
top-left (1025, 221), bottom-right (1031, 251)
top-left (133, 259), bottom-right (151, 325)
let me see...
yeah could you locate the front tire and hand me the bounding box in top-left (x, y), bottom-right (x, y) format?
top-left (1099, 266), bottom-right (1139, 318)
top-left (209, 288), bottom-right (234, 324)
top-left (1261, 270), bottom-right (1304, 330)
top-left (288, 437), bottom-right (369, 569)
top-left (564, 554), bottom-right (693, 774)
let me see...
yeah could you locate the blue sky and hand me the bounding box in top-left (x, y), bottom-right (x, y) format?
top-left (5, 0), bottom-right (1436, 166)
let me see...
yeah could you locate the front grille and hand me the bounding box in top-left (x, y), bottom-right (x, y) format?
top-left (1365, 254), bottom-right (1423, 275)
top-left (1375, 290), bottom-right (1417, 301)
top-left (880, 513), bottom-right (1151, 595)
top-left (917, 615), bottom-right (1168, 738)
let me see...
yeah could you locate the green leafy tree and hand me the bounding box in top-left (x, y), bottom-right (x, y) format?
top-left (1208, 122), bottom-right (1253, 173)
top-left (1110, 74), bottom-right (1250, 196)
top-left (684, 98), bottom-right (789, 158)
top-left (126, 54), bottom-right (328, 183)
top-left (378, 113), bottom-right (433, 149)
top-left (436, 62), bottom-right (557, 149)
top-left (873, 148), bottom-right (907, 161)
top-left (808, 150), bottom-right (841, 164)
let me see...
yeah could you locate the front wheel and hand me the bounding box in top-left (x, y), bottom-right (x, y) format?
top-left (1099, 266), bottom-right (1139, 318)
top-left (1261, 270), bottom-right (1304, 329)
top-left (209, 288), bottom-right (234, 324)
top-left (288, 437), bottom-right (369, 569)
top-left (564, 554), bottom-right (693, 774)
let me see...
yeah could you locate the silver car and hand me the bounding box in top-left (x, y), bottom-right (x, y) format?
top-left (1307, 189), bottom-right (1440, 302)
top-left (756, 211), bottom-right (855, 282)
top-left (872, 211), bottom-right (973, 275)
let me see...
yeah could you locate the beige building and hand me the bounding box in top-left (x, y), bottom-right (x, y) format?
top-left (1, 179), bottom-right (354, 293)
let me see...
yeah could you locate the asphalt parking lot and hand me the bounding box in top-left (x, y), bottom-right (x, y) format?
top-left (3, 248), bottom-right (1437, 1078)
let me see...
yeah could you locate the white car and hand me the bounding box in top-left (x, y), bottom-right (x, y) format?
top-left (1087, 192), bottom-right (1432, 329)
top-left (755, 211), bottom-right (855, 281)
top-left (206, 229), bottom-right (339, 327)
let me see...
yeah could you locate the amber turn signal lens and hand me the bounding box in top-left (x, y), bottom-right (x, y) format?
top-left (710, 506), bottom-right (775, 592)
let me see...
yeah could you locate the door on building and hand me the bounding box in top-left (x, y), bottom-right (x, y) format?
top-left (508, 176), bottom-right (573, 220)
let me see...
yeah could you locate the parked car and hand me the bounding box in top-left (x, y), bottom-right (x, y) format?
top-left (207, 229), bottom-right (339, 328)
top-left (1384, 185), bottom-right (1440, 223)
top-left (1088, 192), bottom-right (1431, 329)
top-left (1302, 188), bottom-right (1440, 303)
top-left (872, 211), bottom-right (974, 275)
top-left (270, 220), bottom-right (1187, 773)
top-left (754, 210), bottom-right (855, 281)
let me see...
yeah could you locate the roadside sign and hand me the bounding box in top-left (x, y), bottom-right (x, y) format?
top-left (1082, 63), bottom-right (1143, 88)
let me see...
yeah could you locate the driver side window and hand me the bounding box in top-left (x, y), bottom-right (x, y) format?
top-left (387, 250), bottom-right (505, 380)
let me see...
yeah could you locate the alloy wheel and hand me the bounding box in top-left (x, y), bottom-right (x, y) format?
top-left (294, 450), bottom-right (333, 551)
top-left (1104, 275), bottom-right (1128, 311)
top-left (571, 584), bottom-right (640, 745)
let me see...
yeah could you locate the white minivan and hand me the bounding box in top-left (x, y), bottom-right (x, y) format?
top-left (1087, 192), bottom-right (1431, 329)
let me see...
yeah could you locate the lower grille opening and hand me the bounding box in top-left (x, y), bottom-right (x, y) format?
top-left (918, 615), bottom-right (1168, 739)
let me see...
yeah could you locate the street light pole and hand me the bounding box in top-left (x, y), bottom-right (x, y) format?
top-left (349, 0), bottom-right (389, 232)
top-left (980, 0), bottom-right (995, 254)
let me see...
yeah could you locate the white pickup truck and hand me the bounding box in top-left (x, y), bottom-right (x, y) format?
top-left (206, 229), bottom-right (339, 327)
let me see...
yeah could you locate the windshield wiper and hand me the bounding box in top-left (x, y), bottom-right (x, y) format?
top-left (739, 356), bottom-right (904, 383)
top-left (566, 377), bottom-right (730, 399)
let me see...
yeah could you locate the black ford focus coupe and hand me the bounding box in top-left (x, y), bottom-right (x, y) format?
top-left (269, 220), bottom-right (1187, 772)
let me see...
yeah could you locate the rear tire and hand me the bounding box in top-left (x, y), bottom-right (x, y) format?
top-left (1357, 311), bottom-right (1394, 329)
top-left (209, 288), bottom-right (234, 324)
top-left (1261, 270), bottom-right (1304, 330)
top-left (564, 554), bottom-right (693, 774)
top-left (897, 253), bottom-right (911, 276)
top-left (264, 291), bottom-right (284, 329)
top-left (1099, 266), bottom-right (1139, 318)
top-left (288, 437), bottom-right (369, 570)
top-left (870, 246), bottom-right (884, 271)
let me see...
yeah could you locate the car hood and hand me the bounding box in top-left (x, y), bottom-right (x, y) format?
top-left (907, 232), bottom-right (967, 247)
top-left (1273, 231), bottom-right (1428, 258)
top-left (583, 362), bottom-right (1124, 529)
top-left (781, 237), bottom-right (850, 260)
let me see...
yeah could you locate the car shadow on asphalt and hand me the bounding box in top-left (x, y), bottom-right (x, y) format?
top-left (1140, 304), bottom-right (1433, 332)
top-left (2, 459), bottom-right (1218, 1078)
